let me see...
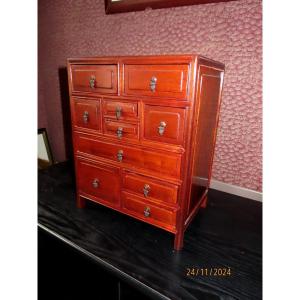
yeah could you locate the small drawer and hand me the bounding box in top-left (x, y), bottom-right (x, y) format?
top-left (103, 120), bottom-right (138, 140)
top-left (123, 64), bottom-right (189, 99)
top-left (123, 172), bottom-right (178, 205)
top-left (73, 98), bottom-right (100, 131)
top-left (103, 99), bottom-right (138, 120)
top-left (74, 133), bottom-right (182, 179)
top-left (77, 158), bottom-right (120, 205)
top-left (71, 64), bottom-right (118, 94)
top-left (122, 192), bottom-right (176, 231)
top-left (144, 105), bottom-right (185, 145)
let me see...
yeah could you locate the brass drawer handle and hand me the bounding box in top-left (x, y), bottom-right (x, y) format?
top-left (158, 121), bottom-right (167, 136)
top-left (89, 75), bottom-right (96, 88)
top-left (143, 184), bottom-right (150, 197)
top-left (92, 178), bottom-right (99, 188)
top-left (83, 111), bottom-right (89, 123)
top-left (149, 76), bottom-right (157, 92)
top-left (144, 206), bottom-right (150, 217)
top-left (116, 127), bottom-right (123, 139)
top-left (116, 106), bottom-right (122, 120)
top-left (117, 150), bottom-right (123, 162)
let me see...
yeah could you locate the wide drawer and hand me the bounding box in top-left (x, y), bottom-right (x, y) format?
top-left (71, 64), bottom-right (118, 94)
top-left (123, 172), bottom-right (178, 205)
top-left (74, 133), bottom-right (181, 179)
top-left (123, 64), bottom-right (189, 99)
top-left (103, 119), bottom-right (138, 140)
top-left (73, 98), bottom-right (100, 131)
top-left (76, 158), bottom-right (120, 205)
top-left (144, 105), bottom-right (186, 145)
top-left (122, 192), bottom-right (176, 231)
top-left (103, 99), bottom-right (138, 120)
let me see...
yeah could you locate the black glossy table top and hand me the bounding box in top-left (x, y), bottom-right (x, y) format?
top-left (38, 162), bottom-right (262, 300)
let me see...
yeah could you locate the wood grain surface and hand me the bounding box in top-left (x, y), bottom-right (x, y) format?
top-left (67, 55), bottom-right (225, 249)
top-left (38, 162), bottom-right (262, 299)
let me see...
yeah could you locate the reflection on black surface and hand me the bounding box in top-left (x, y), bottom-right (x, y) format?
top-left (189, 180), bottom-right (206, 213)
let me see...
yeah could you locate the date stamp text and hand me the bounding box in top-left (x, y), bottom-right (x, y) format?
top-left (186, 267), bottom-right (232, 277)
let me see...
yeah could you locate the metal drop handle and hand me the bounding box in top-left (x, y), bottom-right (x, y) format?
top-left (143, 184), bottom-right (150, 197)
top-left (92, 178), bottom-right (99, 188)
top-left (117, 150), bottom-right (123, 162)
top-left (116, 106), bottom-right (122, 119)
top-left (83, 111), bottom-right (89, 123)
top-left (116, 127), bottom-right (123, 139)
top-left (144, 207), bottom-right (150, 217)
top-left (149, 76), bottom-right (157, 92)
top-left (89, 75), bottom-right (96, 88)
top-left (158, 121), bottom-right (167, 136)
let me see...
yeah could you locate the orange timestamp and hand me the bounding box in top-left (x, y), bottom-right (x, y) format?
top-left (186, 267), bottom-right (232, 277)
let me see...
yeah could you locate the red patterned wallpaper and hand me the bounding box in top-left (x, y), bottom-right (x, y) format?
top-left (38, 0), bottom-right (262, 191)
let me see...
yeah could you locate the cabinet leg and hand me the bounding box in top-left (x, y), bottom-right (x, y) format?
top-left (200, 196), bottom-right (207, 208)
top-left (174, 231), bottom-right (184, 251)
top-left (77, 195), bottom-right (86, 208)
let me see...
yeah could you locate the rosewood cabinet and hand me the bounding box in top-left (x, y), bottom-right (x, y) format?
top-left (67, 55), bottom-right (224, 250)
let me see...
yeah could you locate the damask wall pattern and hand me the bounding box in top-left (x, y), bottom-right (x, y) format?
top-left (38, 0), bottom-right (262, 191)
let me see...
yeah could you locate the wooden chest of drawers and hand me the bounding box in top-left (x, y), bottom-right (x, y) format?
top-left (67, 55), bottom-right (224, 250)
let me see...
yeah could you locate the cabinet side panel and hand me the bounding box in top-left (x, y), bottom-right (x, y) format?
top-left (188, 66), bottom-right (224, 215)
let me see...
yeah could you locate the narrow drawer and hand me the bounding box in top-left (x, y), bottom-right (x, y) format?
top-left (73, 98), bottom-right (100, 131)
top-left (144, 105), bottom-right (185, 145)
top-left (123, 172), bottom-right (178, 205)
top-left (123, 64), bottom-right (189, 99)
top-left (122, 192), bottom-right (176, 231)
top-left (71, 64), bottom-right (118, 94)
top-left (74, 133), bottom-right (181, 179)
top-left (103, 99), bottom-right (138, 120)
top-left (76, 158), bottom-right (120, 205)
top-left (103, 119), bottom-right (138, 140)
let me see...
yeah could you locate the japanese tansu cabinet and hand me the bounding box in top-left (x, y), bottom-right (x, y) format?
top-left (67, 55), bottom-right (225, 250)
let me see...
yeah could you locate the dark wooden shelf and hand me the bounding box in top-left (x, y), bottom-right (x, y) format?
top-left (105, 0), bottom-right (239, 14)
top-left (38, 162), bottom-right (262, 299)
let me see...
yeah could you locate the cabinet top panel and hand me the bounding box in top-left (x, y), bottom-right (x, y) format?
top-left (67, 55), bottom-right (225, 70)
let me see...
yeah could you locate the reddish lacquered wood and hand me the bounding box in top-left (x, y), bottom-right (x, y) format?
top-left (76, 157), bottom-right (121, 206)
top-left (102, 98), bottom-right (138, 120)
top-left (103, 119), bottom-right (139, 140)
top-left (71, 64), bottom-right (118, 95)
top-left (185, 66), bottom-right (224, 222)
top-left (121, 191), bottom-right (176, 232)
top-left (143, 105), bottom-right (186, 146)
top-left (123, 64), bottom-right (189, 99)
top-left (73, 98), bottom-right (101, 131)
top-left (74, 132), bottom-right (182, 179)
top-left (67, 55), bottom-right (225, 250)
top-left (122, 171), bottom-right (179, 205)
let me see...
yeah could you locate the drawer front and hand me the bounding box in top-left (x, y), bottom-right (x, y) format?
top-left (74, 134), bottom-right (181, 178)
top-left (122, 192), bottom-right (176, 230)
top-left (77, 158), bottom-right (120, 205)
top-left (71, 64), bottom-right (118, 94)
top-left (103, 119), bottom-right (138, 140)
top-left (73, 98), bottom-right (100, 131)
top-left (103, 99), bottom-right (138, 120)
top-left (123, 64), bottom-right (189, 99)
top-left (123, 172), bottom-right (178, 205)
top-left (144, 105), bottom-right (185, 145)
